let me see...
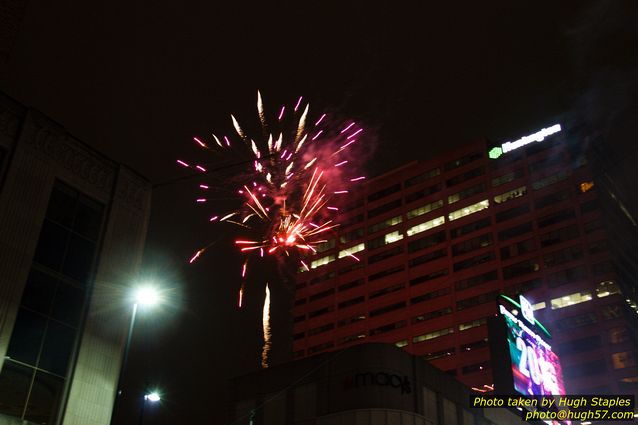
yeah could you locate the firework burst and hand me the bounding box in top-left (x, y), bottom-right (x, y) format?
top-left (181, 92), bottom-right (365, 306)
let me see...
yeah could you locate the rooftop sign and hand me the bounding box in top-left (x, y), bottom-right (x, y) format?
top-left (489, 124), bottom-right (562, 159)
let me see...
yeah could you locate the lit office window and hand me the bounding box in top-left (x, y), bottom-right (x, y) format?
top-left (310, 254), bottom-right (336, 269)
top-left (413, 327), bottom-right (454, 343)
top-left (493, 186), bottom-right (527, 204)
top-left (459, 318), bottom-right (487, 331)
top-left (337, 243), bottom-right (365, 259)
top-left (407, 199), bottom-right (443, 219)
top-left (368, 215), bottom-right (402, 234)
top-left (406, 216), bottom-right (444, 237)
top-left (596, 280), bottom-right (620, 298)
top-left (448, 200), bottom-right (489, 221)
top-left (384, 230), bottom-right (403, 244)
top-left (550, 291), bottom-right (593, 310)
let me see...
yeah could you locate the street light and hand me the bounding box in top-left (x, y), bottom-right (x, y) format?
top-left (139, 391), bottom-right (161, 425)
top-left (110, 285), bottom-right (162, 425)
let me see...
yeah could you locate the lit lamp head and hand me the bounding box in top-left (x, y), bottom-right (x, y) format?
top-left (134, 286), bottom-right (162, 308)
top-left (144, 391), bottom-right (161, 403)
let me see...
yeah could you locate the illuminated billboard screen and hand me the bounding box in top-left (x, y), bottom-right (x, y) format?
top-left (499, 302), bottom-right (566, 397)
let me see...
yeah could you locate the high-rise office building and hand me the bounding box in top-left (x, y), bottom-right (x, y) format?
top-left (291, 123), bottom-right (638, 396)
top-left (0, 92), bottom-right (151, 425)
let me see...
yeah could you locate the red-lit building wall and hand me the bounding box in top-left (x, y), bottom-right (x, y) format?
top-left (292, 132), bottom-right (638, 396)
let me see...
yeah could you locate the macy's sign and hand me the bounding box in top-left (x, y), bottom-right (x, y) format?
top-left (343, 372), bottom-right (412, 394)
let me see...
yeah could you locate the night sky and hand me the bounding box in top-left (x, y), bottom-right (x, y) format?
top-left (3, 1), bottom-right (637, 423)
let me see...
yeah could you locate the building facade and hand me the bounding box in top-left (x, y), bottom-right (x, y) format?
top-left (0, 92), bottom-right (151, 425)
top-left (230, 343), bottom-right (521, 425)
top-left (292, 125), bottom-right (638, 396)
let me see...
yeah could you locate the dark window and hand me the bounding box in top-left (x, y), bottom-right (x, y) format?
top-left (502, 258), bottom-right (540, 280)
top-left (368, 199), bottom-right (402, 219)
top-left (338, 262), bottom-right (364, 275)
top-left (498, 222), bottom-right (533, 242)
top-left (446, 166), bottom-right (485, 187)
top-left (453, 251), bottom-right (495, 272)
top-left (1, 181), bottom-right (105, 424)
top-left (504, 278), bottom-right (543, 296)
top-left (451, 233), bottom-right (492, 256)
top-left (405, 168), bottom-right (441, 187)
top-left (490, 149), bottom-right (524, 169)
top-left (308, 323), bottom-right (335, 336)
top-left (448, 183), bottom-right (486, 204)
top-left (537, 208), bottom-right (576, 228)
top-left (308, 341), bottom-right (334, 354)
top-left (589, 240), bottom-right (608, 255)
top-left (556, 312), bottom-right (597, 330)
top-left (368, 246), bottom-right (403, 264)
top-left (500, 238), bottom-right (535, 260)
top-left (495, 203), bottom-right (531, 223)
top-left (592, 261), bottom-right (614, 276)
top-left (412, 307), bottom-right (452, 324)
top-left (444, 152), bottom-right (482, 171)
top-left (293, 332), bottom-right (305, 340)
top-left (547, 266), bottom-right (587, 288)
top-left (557, 335), bottom-right (601, 354)
top-left (462, 362), bottom-right (490, 374)
top-left (405, 183), bottom-right (443, 203)
top-left (543, 245), bottom-right (584, 268)
top-left (563, 361), bottom-right (604, 379)
top-left (539, 224), bottom-right (580, 248)
top-left (308, 288), bottom-right (335, 302)
top-left (531, 170), bottom-right (569, 191)
top-left (310, 272), bottom-right (336, 285)
top-left (409, 268), bottom-right (448, 286)
top-left (461, 338), bottom-right (489, 352)
top-left (339, 227), bottom-right (364, 244)
top-left (456, 291), bottom-right (499, 311)
top-left (455, 270), bottom-right (498, 291)
top-left (408, 231), bottom-right (445, 253)
top-left (369, 320), bottom-right (406, 336)
top-left (528, 154), bottom-right (565, 174)
top-left (308, 306), bottom-right (334, 318)
top-left (368, 184), bottom-right (401, 202)
top-left (342, 198), bottom-right (364, 212)
top-left (425, 347), bottom-right (455, 360)
top-left (293, 315), bottom-right (306, 323)
top-left (491, 168), bottom-right (524, 187)
top-left (369, 301), bottom-right (406, 317)
top-left (338, 278), bottom-right (365, 292)
top-left (580, 199), bottom-right (599, 214)
top-left (338, 296), bottom-right (365, 309)
top-left (294, 298), bottom-right (307, 306)
top-left (408, 248), bottom-right (447, 268)
top-left (340, 214), bottom-right (364, 228)
top-left (411, 287), bottom-right (451, 304)
top-left (535, 189), bottom-right (570, 210)
top-left (370, 283), bottom-right (405, 299)
top-left (450, 217), bottom-right (491, 239)
top-left (584, 219), bottom-right (603, 234)
top-left (368, 265), bottom-right (404, 282)
top-left (338, 314), bottom-right (366, 327)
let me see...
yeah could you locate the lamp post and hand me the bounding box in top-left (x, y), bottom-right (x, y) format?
top-left (139, 391), bottom-right (161, 425)
top-left (110, 286), bottom-right (162, 425)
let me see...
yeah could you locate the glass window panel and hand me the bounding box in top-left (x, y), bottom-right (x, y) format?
top-left (46, 185), bottom-right (77, 227)
top-left (24, 371), bottom-right (64, 425)
top-left (21, 269), bottom-right (58, 315)
top-left (39, 321), bottom-right (76, 376)
top-left (6, 308), bottom-right (47, 365)
top-left (61, 234), bottom-right (95, 282)
top-left (33, 220), bottom-right (68, 271)
top-left (51, 283), bottom-right (85, 327)
top-left (0, 361), bottom-right (32, 418)
top-left (73, 198), bottom-right (104, 241)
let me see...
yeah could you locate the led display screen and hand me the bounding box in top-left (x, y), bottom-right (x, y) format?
top-left (499, 304), bottom-right (566, 396)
